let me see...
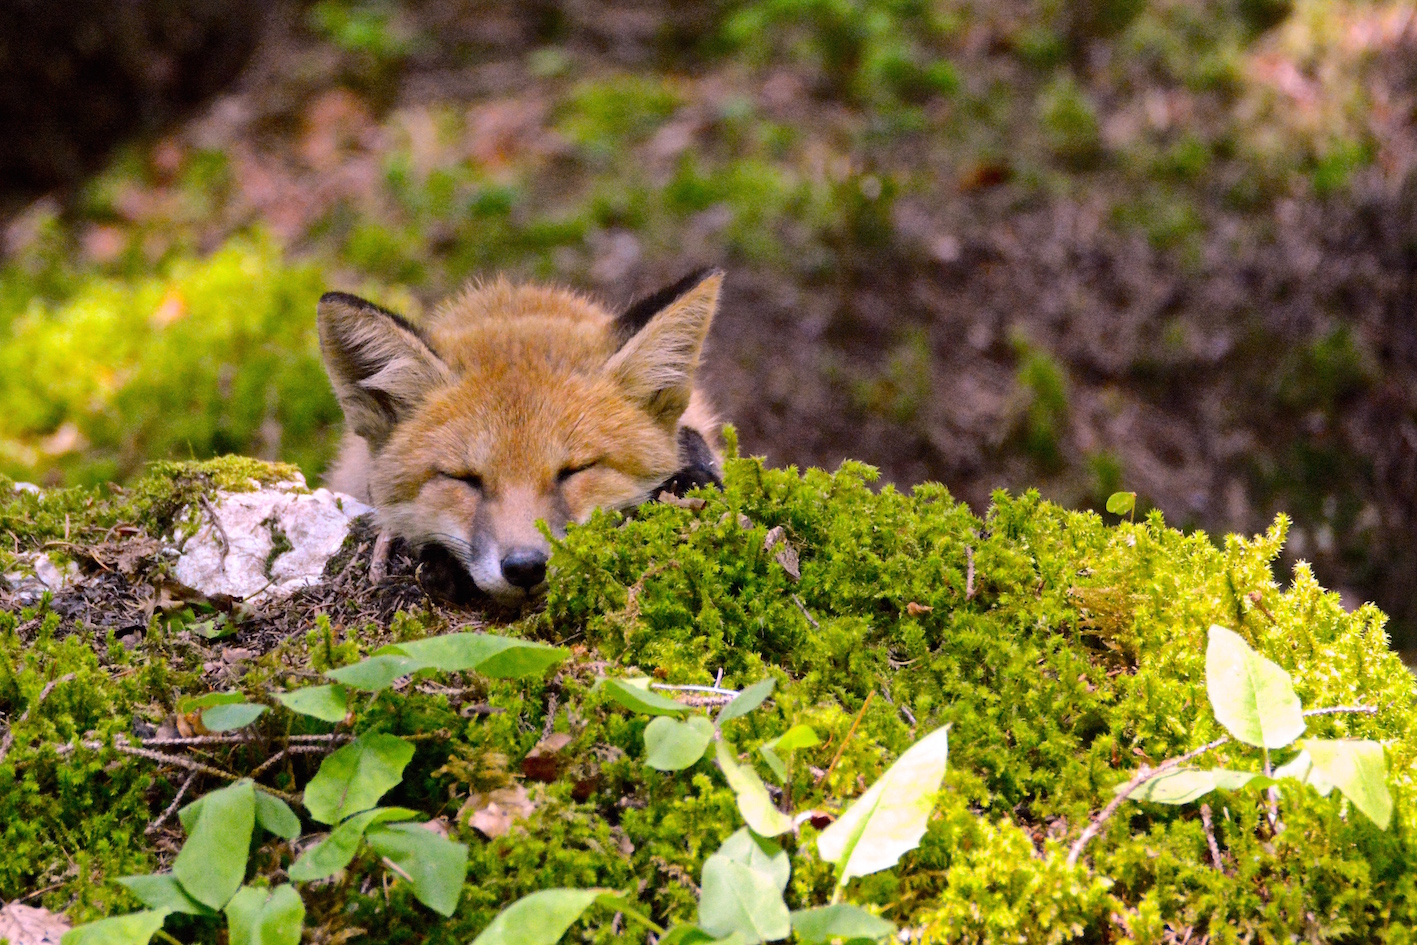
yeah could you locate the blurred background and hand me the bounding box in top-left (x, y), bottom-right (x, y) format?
top-left (1, 0), bottom-right (1415, 648)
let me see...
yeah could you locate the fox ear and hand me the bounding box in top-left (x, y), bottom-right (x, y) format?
top-left (318, 292), bottom-right (450, 449)
top-left (607, 269), bottom-right (722, 427)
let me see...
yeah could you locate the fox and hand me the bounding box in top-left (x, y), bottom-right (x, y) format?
top-left (317, 269), bottom-right (724, 603)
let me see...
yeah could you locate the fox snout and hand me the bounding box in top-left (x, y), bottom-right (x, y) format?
top-left (499, 548), bottom-right (548, 590)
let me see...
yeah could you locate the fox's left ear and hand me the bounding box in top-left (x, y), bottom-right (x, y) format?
top-left (607, 269), bottom-right (722, 427)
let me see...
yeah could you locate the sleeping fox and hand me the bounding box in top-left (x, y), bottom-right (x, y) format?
top-left (317, 269), bottom-right (723, 602)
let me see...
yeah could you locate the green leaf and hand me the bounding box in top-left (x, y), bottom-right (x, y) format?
top-left (183, 691), bottom-right (244, 711)
top-left (174, 779), bottom-right (255, 909)
top-left (469, 888), bottom-right (605, 945)
top-left (1105, 491), bottom-right (1136, 515)
top-left (324, 652), bottom-right (424, 692)
top-left (303, 733), bottom-right (414, 825)
top-left (274, 685), bottom-right (348, 723)
top-left (1117, 767), bottom-right (1270, 804)
top-left (759, 725), bottom-right (820, 781)
top-left (697, 854), bottom-right (791, 945)
top-left (116, 875), bottom-right (215, 916)
top-left (644, 715), bottom-right (715, 771)
top-left (716, 827), bottom-right (790, 893)
top-left (790, 905), bottom-right (896, 944)
top-left (656, 927), bottom-right (718, 945)
top-left (472, 640), bottom-right (569, 679)
top-left (253, 791), bottom-right (301, 841)
top-left (717, 678), bottom-right (776, 725)
top-left (1273, 749), bottom-right (1335, 796)
top-left (1301, 738), bottom-right (1393, 829)
top-left (817, 723), bottom-right (950, 884)
top-left (366, 823), bottom-right (470, 916)
top-left (596, 677), bottom-right (688, 717)
top-left (385, 633), bottom-right (522, 671)
top-left (225, 885), bottom-right (305, 945)
top-left (714, 740), bottom-right (793, 837)
top-left (287, 807), bottom-right (417, 882)
top-left (1205, 625), bottom-right (1305, 749)
top-left (202, 702), bottom-right (268, 732)
top-left (61, 910), bottom-right (171, 945)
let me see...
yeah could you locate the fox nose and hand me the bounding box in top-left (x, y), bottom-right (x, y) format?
top-left (500, 548), bottom-right (548, 590)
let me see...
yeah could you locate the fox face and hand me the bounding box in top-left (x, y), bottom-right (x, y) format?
top-left (318, 270), bottom-right (722, 602)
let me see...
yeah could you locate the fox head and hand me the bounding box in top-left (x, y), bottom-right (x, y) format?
top-left (317, 270), bottom-right (721, 602)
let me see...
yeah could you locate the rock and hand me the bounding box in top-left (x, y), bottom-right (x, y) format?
top-left (172, 478), bottom-right (371, 604)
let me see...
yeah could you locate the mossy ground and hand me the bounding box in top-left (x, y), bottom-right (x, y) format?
top-left (2, 452), bottom-right (1414, 943)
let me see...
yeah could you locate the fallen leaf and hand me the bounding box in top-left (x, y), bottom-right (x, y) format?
top-left (461, 785), bottom-right (536, 838)
top-left (775, 545), bottom-right (800, 582)
top-left (522, 733), bottom-right (574, 783)
top-left (0, 903), bottom-right (70, 945)
top-left (906, 602), bottom-right (933, 616)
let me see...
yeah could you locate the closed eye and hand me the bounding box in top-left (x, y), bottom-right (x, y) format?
top-left (557, 461), bottom-right (598, 484)
top-left (442, 471), bottom-right (484, 491)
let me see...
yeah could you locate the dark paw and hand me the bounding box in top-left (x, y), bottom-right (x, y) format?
top-left (415, 544), bottom-right (482, 604)
top-left (654, 464), bottom-right (722, 498)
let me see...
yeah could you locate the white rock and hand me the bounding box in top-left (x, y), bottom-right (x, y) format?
top-left (173, 485), bottom-right (372, 603)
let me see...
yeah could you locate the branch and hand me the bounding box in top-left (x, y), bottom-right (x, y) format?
top-left (1303, 705), bottom-right (1377, 718)
top-left (1067, 734), bottom-right (1231, 868)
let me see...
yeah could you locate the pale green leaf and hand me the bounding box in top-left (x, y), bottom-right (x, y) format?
top-left (253, 792), bottom-right (301, 840)
top-left (470, 888), bottom-right (606, 945)
top-left (303, 733), bottom-right (414, 825)
top-left (759, 725), bottom-right (819, 781)
top-left (174, 779), bottom-right (255, 909)
top-left (596, 677), bottom-right (687, 717)
top-left (1117, 767), bottom-right (1269, 804)
top-left (287, 807), bottom-right (408, 882)
top-left (116, 875), bottom-right (215, 916)
top-left (366, 823), bottom-right (470, 916)
top-left (717, 679), bottom-right (776, 725)
top-left (324, 652), bottom-right (424, 692)
top-left (817, 723), bottom-right (950, 884)
top-left (1205, 625), bottom-right (1305, 749)
top-left (1302, 738), bottom-right (1393, 829)
top-left (1274, 749), bottom-right (1335, 796)
top-left (182, 691), bottom-right (244, 711)
top-left (474, 641), bottom-right (569, 679)
top-left (387, 633), bottom-right (521, 671)
top-left (716, 827), bottom-right (790, 893)
top-left (274, 685), bottom-right (348, 723)
top-left (644, 715), bottom-right (715, 771)
top-left (697, 855), bottom-right (791, 945)
top-left (225, 885), bottom-right (305, 945)
top-left (655, 927), bottom-right (717, 945)
top-left (714, 740), bottom-right (793, 837)
top-left (202, 703), bottom-right (267, 732)
top-left (1105, 492), bottom-right (1136, 515)
top-left (790, 905), bottom-right (895, 944)
top-left (61, 910), bottom-right (171, 945)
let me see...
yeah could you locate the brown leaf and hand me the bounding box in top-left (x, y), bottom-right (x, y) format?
top-left (775, 544), bottom-right (800, 582)
top-left (657, 492), bottom-right (706, 510)
top-left (521, 732), bottom-right (574, 783)
top-left (0, 903), bottom-right (70, 945)
top-left (763, 525), bottom-right (785, 552)
top-left (906, 602), bottom-right (933, 616)
top-left (461, 785), bottom-right (536, 839)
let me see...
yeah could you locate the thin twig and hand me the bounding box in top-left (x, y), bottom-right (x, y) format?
top-left (0, 672), bottom-right (76, 765)
top-left (818, 692), bottom-right (875, 787)
top-left (140, 734), bottom-right (255, 748)
top-left (1199, 803), bottom-right (1223, 871)
top-left (791, 594), bottom-right (820, 630)
top-left (1067, 734), bottom-right (1231, 867)
top-left (147, 771), bottom-right (199, 836)
top-left (964, 546), bottom-right (976, 600)
top-left (199, 495), bottom-right (230, 561)
top-left (1303, 705), bottom-right (1377, 718)
top-left (650, 683), bottom-right (739, 696)
top-left (381, 856), bottom-right (414, 883)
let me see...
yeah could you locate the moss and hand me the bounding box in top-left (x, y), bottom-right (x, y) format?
top-left (5, 454), bottom-right (1417, 941)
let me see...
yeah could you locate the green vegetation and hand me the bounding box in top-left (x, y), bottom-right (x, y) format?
top-left (3, 452), bottom-right (1413, 942)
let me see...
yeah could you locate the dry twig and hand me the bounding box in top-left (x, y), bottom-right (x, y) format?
top-left (818, 692), bottom-right (875, 787)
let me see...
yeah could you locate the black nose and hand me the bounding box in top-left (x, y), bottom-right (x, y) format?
top-left (500, 548), bottom-right (548, 589)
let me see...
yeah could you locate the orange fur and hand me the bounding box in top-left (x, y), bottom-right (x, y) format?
top-left (319, 273), bottom-right (721, 601)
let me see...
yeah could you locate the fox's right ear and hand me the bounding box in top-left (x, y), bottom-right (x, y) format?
top-left (317, 292), bottom-right (450, 449)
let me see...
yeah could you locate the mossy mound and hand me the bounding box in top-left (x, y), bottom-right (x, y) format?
top-left (2, 452), bottom-right (1415, 942)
